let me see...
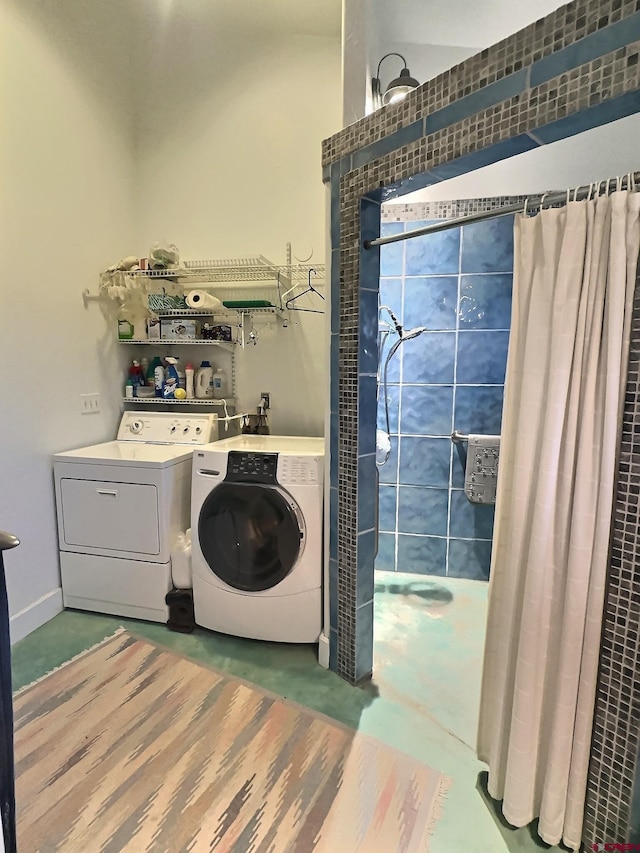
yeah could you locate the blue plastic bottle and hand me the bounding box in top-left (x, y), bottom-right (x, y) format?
top-left (163, 357), bottom-right (179, 398)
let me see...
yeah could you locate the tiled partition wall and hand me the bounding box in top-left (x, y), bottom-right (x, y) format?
top-left (376, 208), bottom-right (515, 580)
top-left (587, 281), bottom-right (640, 844)
top-left (322, 0), bottom-right (640, 848)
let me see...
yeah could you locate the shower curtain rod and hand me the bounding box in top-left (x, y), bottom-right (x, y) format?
top-left (364, 170), bottom-right (640, 250)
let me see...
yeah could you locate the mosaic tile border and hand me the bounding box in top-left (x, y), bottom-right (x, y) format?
top-left (381, 196), bottom-right (527, 221)
top-left (324, 0), bottom-right (640, 847)
top-left (322, 0), bottom-right (640, 167)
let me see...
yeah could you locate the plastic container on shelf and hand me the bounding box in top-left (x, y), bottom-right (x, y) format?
top-left (128, 360), bottom-right (145, 393)
top-left (195, 361), bottom-right (214, 399)
top-left (118, 319), bottom-right (134, 340)
top-left (163, 357), bottom-right (180, 398)
top-left (140, 357), bottom-right (149, 383)
top-left (147, 356), bottom-right (162, 390)
top-left (185, 363), bottom-right (195, 399)
top-left (212, 367), bottom-right (227, 399)
top-left (154, 360), bottom-right (165, 397)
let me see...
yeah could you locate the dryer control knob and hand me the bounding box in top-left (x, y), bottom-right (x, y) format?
top-left (170, 426), bottom-right (177, 433)
top-left (195, 426), bottom-right (202, 434)
top-left (183, 426), bottom-right (190, 434)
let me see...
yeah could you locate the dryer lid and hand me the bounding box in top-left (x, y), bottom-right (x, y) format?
top-left (53, 441), bottom-right (193, 468)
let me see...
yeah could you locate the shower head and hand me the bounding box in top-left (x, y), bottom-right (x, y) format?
top-left (379, 304), bottom-right (403, 336)
top-left (402, 326), bottom-right (428, 341)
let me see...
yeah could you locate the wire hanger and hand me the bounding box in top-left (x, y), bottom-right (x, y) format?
top-left (285, 268), bottom-right (325, 314)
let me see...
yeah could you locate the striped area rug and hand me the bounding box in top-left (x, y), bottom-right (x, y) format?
top-left (14, 630), bottom-right (449, 852)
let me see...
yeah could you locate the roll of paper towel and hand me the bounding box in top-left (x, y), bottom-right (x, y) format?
top-left (185, 290), bottom-right (223, 310)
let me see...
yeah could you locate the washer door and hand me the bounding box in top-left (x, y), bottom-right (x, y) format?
top-left (198, 483), bottom-right (303, 591)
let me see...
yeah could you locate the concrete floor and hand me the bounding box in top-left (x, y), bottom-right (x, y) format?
top-left (12, 572), bottom-right (563, 852)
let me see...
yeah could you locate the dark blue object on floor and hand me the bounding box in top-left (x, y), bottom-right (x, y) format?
top-left (0, 530), bottom-right (18, 853)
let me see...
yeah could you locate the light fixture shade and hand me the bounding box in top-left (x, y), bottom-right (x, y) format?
top-left (382, 67), bottom-right (420, 105)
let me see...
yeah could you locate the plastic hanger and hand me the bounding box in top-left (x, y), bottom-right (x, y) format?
top-left (285, 268), bottom-right (325, 314)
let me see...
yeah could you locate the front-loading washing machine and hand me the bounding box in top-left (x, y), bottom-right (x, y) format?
top-left (54, 411), bottom-right (228, 622)
top-left (191, 435), bottom-right (324, 643)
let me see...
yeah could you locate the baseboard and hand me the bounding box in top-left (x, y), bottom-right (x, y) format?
top-left (9, 587), bottom-right (63, 645)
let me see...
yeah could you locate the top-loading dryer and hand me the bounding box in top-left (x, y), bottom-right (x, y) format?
top-left (191, 434), bottom-right (324, 643)
top-left (54, 411), bottom-right (227, 622)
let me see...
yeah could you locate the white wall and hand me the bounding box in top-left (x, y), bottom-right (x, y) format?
top-left (134, 6), bottom-right (341, 435)
top-left (0, 1), bottom-right (137, 640)
top-left (343, 0), bottom-right (567, 123)
top-left (0, 0), bottom-right (340, 642)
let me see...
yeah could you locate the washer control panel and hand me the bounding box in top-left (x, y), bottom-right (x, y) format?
top-left (116, 411), bottom-right (218, 444)
top-left (278, 456), bottom-right (320, 485)
top-left (226, 452), bottom-right (278, 484)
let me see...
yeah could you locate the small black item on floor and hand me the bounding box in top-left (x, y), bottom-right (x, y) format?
top-left (165, 588), bottom-right (196, 633)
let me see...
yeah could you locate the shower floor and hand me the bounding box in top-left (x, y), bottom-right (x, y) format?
top-left (374, 570), bottom-right (487, 765)
top-left (12, 573), bottom-right (561, 853)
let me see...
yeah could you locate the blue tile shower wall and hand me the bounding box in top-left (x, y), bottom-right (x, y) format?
top-left (376, 214), bottom-right (514, 581)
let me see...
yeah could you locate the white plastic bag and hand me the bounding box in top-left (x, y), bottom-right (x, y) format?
top-left (149, 239), bottom-right (180, 270)
top-left (171, 528), bottom-right (192, 589)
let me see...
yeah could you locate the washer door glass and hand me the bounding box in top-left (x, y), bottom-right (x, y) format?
top-left (198, 483), bottom-right (302, 591)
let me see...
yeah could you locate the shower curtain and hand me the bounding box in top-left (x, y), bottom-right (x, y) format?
top-left (477, 189), bottom-right (640, 849)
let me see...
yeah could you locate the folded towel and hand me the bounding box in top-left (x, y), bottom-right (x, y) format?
top-left (464, 434), bottom-right (500, 504)
top-left (376, 429), bottom-right (391, 466)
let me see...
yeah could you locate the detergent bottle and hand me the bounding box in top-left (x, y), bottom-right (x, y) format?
top-left (163, 357), bottom-right (180, 399)
top-left (195, 361), bottom-right (214, 399)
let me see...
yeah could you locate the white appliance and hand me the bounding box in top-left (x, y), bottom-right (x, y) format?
top-left (191, 435), bottom-right (324, 643)
top-left (54, 411), bottom-right (224, 622)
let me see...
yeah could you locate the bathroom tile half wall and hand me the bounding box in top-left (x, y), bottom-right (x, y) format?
top-left (376, 208), bottom-right (515, 581)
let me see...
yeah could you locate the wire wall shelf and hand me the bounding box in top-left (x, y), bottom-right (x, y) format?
top-left (118, 338), bottom-right (236, 351)
top-left (123, 397), bottom-right (237, 406)
top-left (90, 257), bottom-right (325, 318)
top-left (125, 262), bottom-right (326, 285)
top-left (154, 307), bottom-right (285, 317)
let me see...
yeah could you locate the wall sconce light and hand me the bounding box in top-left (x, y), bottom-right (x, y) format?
top-left (372, 52), bottom-right (420, 108)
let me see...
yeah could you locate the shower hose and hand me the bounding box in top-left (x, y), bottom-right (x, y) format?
top-left (377, 305), bottom-right (428, 467)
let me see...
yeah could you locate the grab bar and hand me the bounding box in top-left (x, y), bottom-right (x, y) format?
top-left (451, 430), bottom-right (468, 444)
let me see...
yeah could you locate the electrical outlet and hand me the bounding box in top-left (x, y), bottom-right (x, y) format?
top-left (260, 392), bottom-right (270, 410)
top-left (80, 393), bottom-right (100, 415)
